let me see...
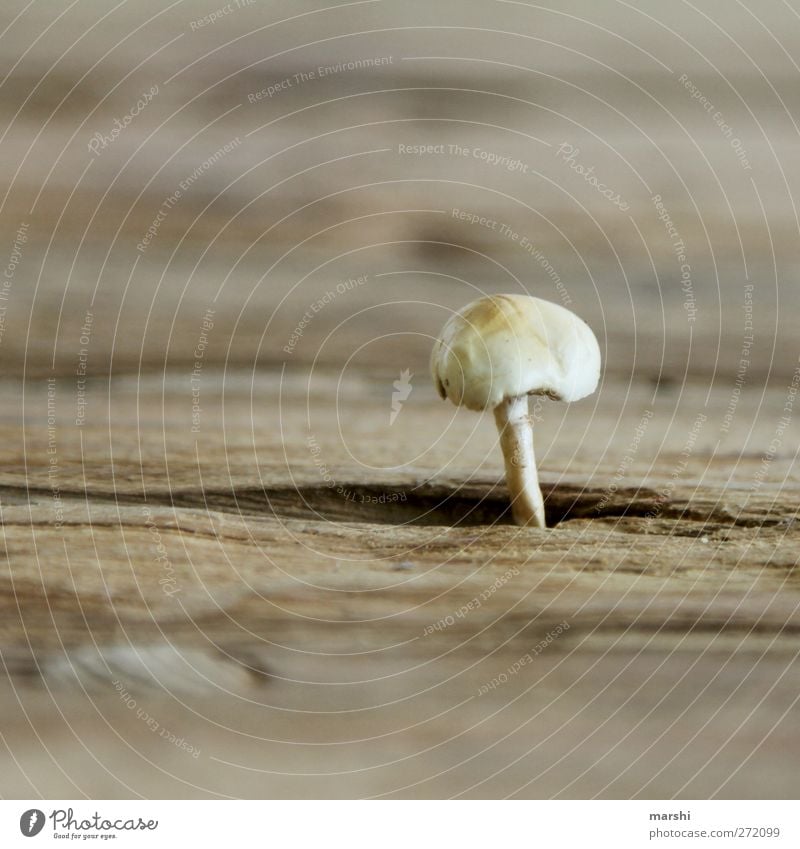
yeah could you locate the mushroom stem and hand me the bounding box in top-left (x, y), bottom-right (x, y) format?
top-left (493, 395), bottom-right (546, 528)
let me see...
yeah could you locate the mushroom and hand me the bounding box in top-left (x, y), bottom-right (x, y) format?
top-left (430, 294), bottom-right (600, 528)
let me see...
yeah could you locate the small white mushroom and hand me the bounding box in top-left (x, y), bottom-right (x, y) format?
top-left (430, 294), bottom-right (601, 528)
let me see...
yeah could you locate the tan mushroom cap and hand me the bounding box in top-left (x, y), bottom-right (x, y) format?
top-left (431, 294), bottom-right (601, 411)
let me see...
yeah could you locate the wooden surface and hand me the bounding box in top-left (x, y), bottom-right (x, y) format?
top-left (1, 371), bottom-right (798, 798)
top-left (0, 0), bottom-right (799, 799)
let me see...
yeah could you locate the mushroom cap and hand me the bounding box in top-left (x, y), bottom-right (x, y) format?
top-left (430, 294), bottom-right (601, 411)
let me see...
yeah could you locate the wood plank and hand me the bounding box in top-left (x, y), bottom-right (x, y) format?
top-left (0, 372), bottom-right (798, 797)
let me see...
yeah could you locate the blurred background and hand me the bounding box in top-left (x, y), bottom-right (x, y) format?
top-left (0, 0), bottom-right (797, 383)
top-left (1, 0), bottom-right (799, 801)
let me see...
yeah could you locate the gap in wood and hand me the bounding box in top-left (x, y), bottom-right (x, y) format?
top-left (221, 482), bottom-right (765, 530)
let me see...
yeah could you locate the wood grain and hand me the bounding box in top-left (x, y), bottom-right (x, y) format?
top-left (1, 0), bottom-right (799, 800)
top-left (1, 372), bottom-right (798, 798)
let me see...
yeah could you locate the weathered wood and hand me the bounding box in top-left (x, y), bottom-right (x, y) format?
top-left (0, 373), bottom-right (798, 797)
top-left (1, 0), bottom-right (799, 800)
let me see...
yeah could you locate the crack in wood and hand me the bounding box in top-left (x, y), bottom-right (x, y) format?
top-left (3, 481), bottom-right (793, 532)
